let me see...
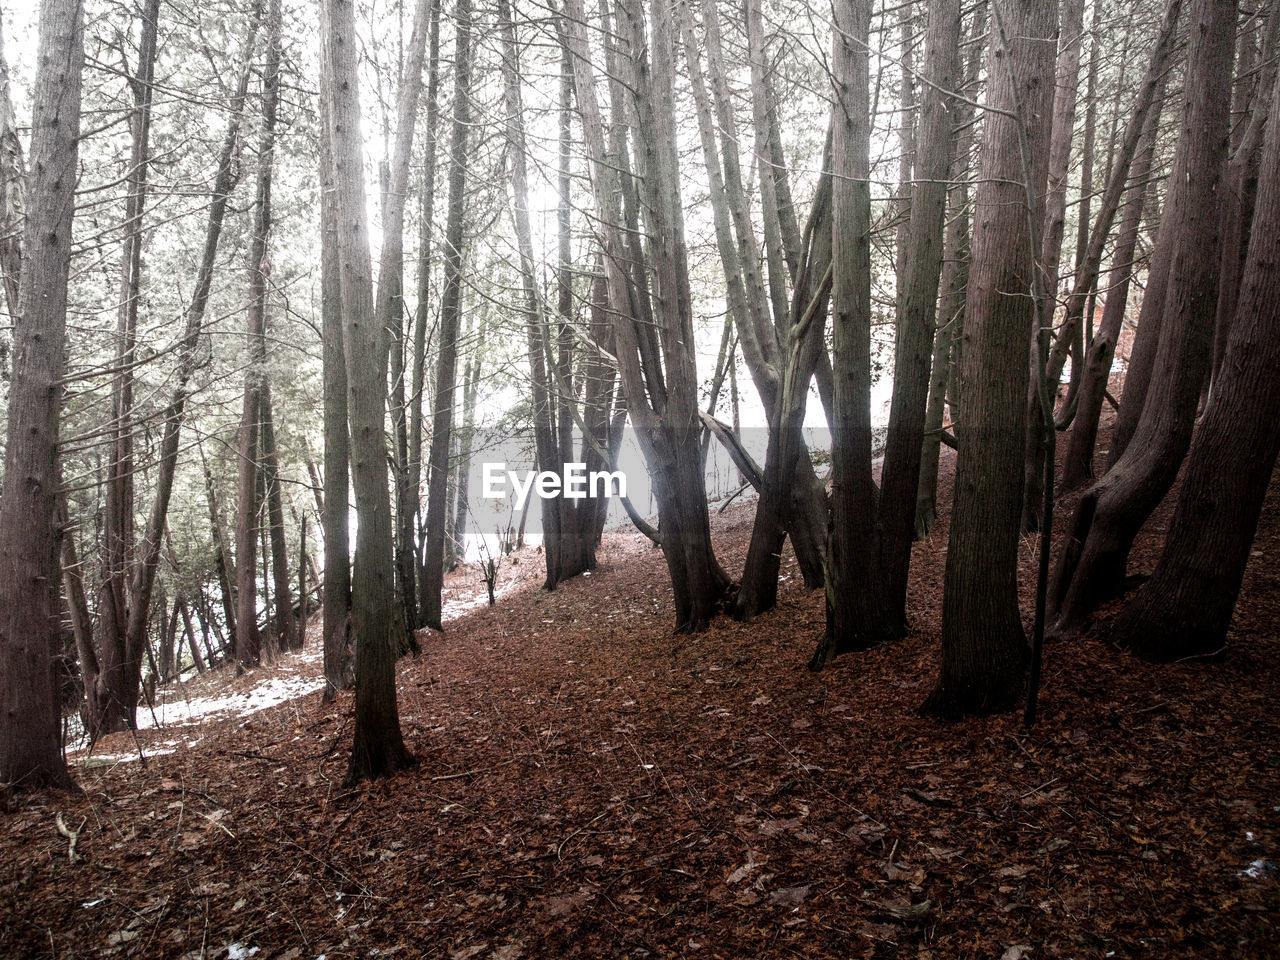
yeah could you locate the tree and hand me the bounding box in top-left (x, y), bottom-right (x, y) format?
top-left (321, 0), bottom-right (415, 782)
top-left (421, 0), bottom-right (475, 632)
top-left (921, 0), bottom-right (1059, 717)
top-left (0, 0), bottom-right (84, 790)
top-left (1049, 0), bottom-right (1238, 637)
top-left (1108, 56), bottom-right (1280, 661)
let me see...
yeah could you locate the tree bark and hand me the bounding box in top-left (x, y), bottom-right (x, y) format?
top-left (1109, 57), bottom-right (1280, 661)
top-left (321, 0), bottom-right (415, 782)
top-left (920, 0), bottom-right (1058, 717)
top-left (0, 0), bottom-right (83, 790)
top-left (1049, 0), bottom-right (1237, 637)
top-left (421, 0), bottom-right (474, 632)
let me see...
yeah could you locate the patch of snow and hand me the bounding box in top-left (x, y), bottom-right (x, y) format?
top-left (1240, 859), bottom-right (1276, 880)
top-left (226, 944), bottom-right (260, 960)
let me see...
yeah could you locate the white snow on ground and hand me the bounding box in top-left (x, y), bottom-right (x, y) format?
top-left (67, 559), bottom-right (532, 768)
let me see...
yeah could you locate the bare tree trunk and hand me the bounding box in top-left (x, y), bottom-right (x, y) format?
top-left (1109, 59), bottom-right (1280, 660)
top-left (94, 0), bottom-right (161, 737)
top-left (1021, 0), bottom-right (1086, 532)
top-left (0, 0), bottom-right (83, 790)
top-left (1060, 70), bottom-right (1168, 493)
top-left (1049, 0), bottom-right (1237, 637)
top-left (877, 0), bottom-right (962, 624)
top-left (382, 0), bottom-right (431, 642)
top-left (202, 451), bottom-right (238, 661)
top-left (180, 597), bottom-right (204, 674)
top-left (322, 0), bottom-right (415, 782)
top-left (921, 0), bottom-right (1058, 717)
top-left (259, 395), bottom-right (297, 651)
top-left (0, 7), bottom-right (26, 360)
top-left (410, 0), bottom-right (444, 626)
top-left (816, 0), bottom-right (901, 665)
top-left (421, 0), bottom-right (474, 631)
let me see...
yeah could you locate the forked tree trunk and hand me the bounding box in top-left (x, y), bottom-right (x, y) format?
top-left (1049, 0), bottom-right (1237, 637)
top-left (1109, 59), bottom-right (1280, 661)
top-left (816, 0), bottom-right (901, 666)
top-left (1060, 71), bottom-right (1169, 493)
top-left (920, 0), bottom-right (1058, 717)
top-left (321, 0), bottom-right (415, 782)
top-left (0, 0), bottom-right (83, 790)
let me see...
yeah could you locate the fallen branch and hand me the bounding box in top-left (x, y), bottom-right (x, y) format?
top-left (55, 812), bottom-right (86, 863)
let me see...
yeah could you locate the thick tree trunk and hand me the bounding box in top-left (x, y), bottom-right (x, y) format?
top-left (1049, 0), bottom-right (1237, 637)
top-left (1109, 60), bottom-right (1280, 660)
top-left (816, 0), bottom-right (901, 666)
top-left (322, 0), bottom-right (415, 782)
top-left (0, 0), bottom-right (83, 790)
top-left (421, 0), bottom-right (473, 632)
top-left (920, 0), bottom-right (1058, 717)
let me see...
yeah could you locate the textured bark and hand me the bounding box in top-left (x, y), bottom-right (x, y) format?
top-left (382, 0), bottom-right (431, 640)
top-left (1109, 58), bottom-right (1280, 660)
top-left (235, 0), bottom-right (283, 668)
top-left (816, 0), bottom-right (900, 666)
top-left (878, 0), bottom-right (962, 624)
top-left (322, 0), bottom-right (415, 782)
top-left (202, 454), bottom-right (238, 654)
top-left (1060, 72), bottom-right (1168, 493)
top-left (920, 0), bottom-right (1058, 717)
top-left (0, 0), bottom-right (83, 790)
top-left (1049, 0), bottom-right (1237, 636)
top-left (421, 0), bottom-right (473, 631)
top-left (94, 0), bottom-right (162, 737)
top-left (410, 0), bottom-right (443, 626)
top-left (1021, 0), bottom-right (1086, 532)
top-left (0, 8), bottom-right (25, 361)
top-left (318, 41), bottom-right (351, 701)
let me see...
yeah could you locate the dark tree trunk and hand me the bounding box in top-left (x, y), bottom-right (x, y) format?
top-left (421, 0), bottom-right (473, 631)
top-left (877, 0), bottom-right (962, 623)
top-left (318, 44), bottom-right (352, 701)
top-left (321, 0), bottom-right (415, 783)
top-left (1109, 57), bottom-right (1280, 660)
top-left (920, 0), bottom-right (1058, 717)
top-left (1060, 71), bottom-right (1169, 493)
top-left (0, 9), bottom-right (23, 334)
top-left (816, 0), bottom-right (901, 665)
top-left (1049, 0), bottom-right (1237, 637)
top-left (0, 0), bottom-right (83, 790)
top-left (202, 452), bottom-right (238, 662)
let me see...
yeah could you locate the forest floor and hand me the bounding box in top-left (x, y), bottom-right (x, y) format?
top-left (2, 421), bottom-right (1278, 960)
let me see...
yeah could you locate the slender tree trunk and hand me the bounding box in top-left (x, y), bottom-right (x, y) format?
top-left (382, 0), bottom-right (431, 642)
top-left (877, 0), bottom-right (962, 624)
top-left (259, 395), bottom-right (297, 651)
top-left (318, 36), bottom-right (352, 701)
top-left (410, 0), bottom-right (444, 626)
top-left (1060, 71), bottom-right (1168, 493)
top-left (1049, 0), bottom-right (1237, 636)
top-left (421, 0), bottom-right (474, 631)
top-left (94, 0), bottom-right (161, 737)
top-left (202, 452), bottom-right (238, 659)
top-left (1109, 59), bottom-right (1280, 660)
top-left (322, 0), bottom-right (415, 782)
top-left (1022, 0), bottom-right (1086, 532)
top-left (0, 8), bottom-right (26, 371)
top-left (0, 0), bottom-right (83, 790)
top-left (180, 597), bottom-right (204, 674)
top-left (920, 0), bottom-right (1058, 717)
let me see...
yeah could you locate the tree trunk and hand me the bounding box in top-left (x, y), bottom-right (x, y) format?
top-left (381, 0), bottom-right (431, 642)
top-left (421, 0), bottom-right (474, 632)
top-left (816, 0), bottom-right (901, 666)
top-left (202, 451), bottom-right (238, 662)
top-left (1021, 0), bottom-right (1086, 533)
top-left (1060, 69), bottom-right (1169, 493)
top-left (877, 0), bottom-right (962, 623)
top-left (321, 0), bottom-right (415, 783)
top-left (0, 8), bottom-right (26, 373)
top-left (1049, 0), bottom-right (1237, 637)
top-left (1109, 58), bottom-right (1280, 660)
top-left (920, 0), bottom-right (1058, 717)
top-left (0, 0), bottom-right (83, 790)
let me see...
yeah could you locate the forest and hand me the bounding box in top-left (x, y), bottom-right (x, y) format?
top-left (0, 0), bottom-right (1278, 954)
